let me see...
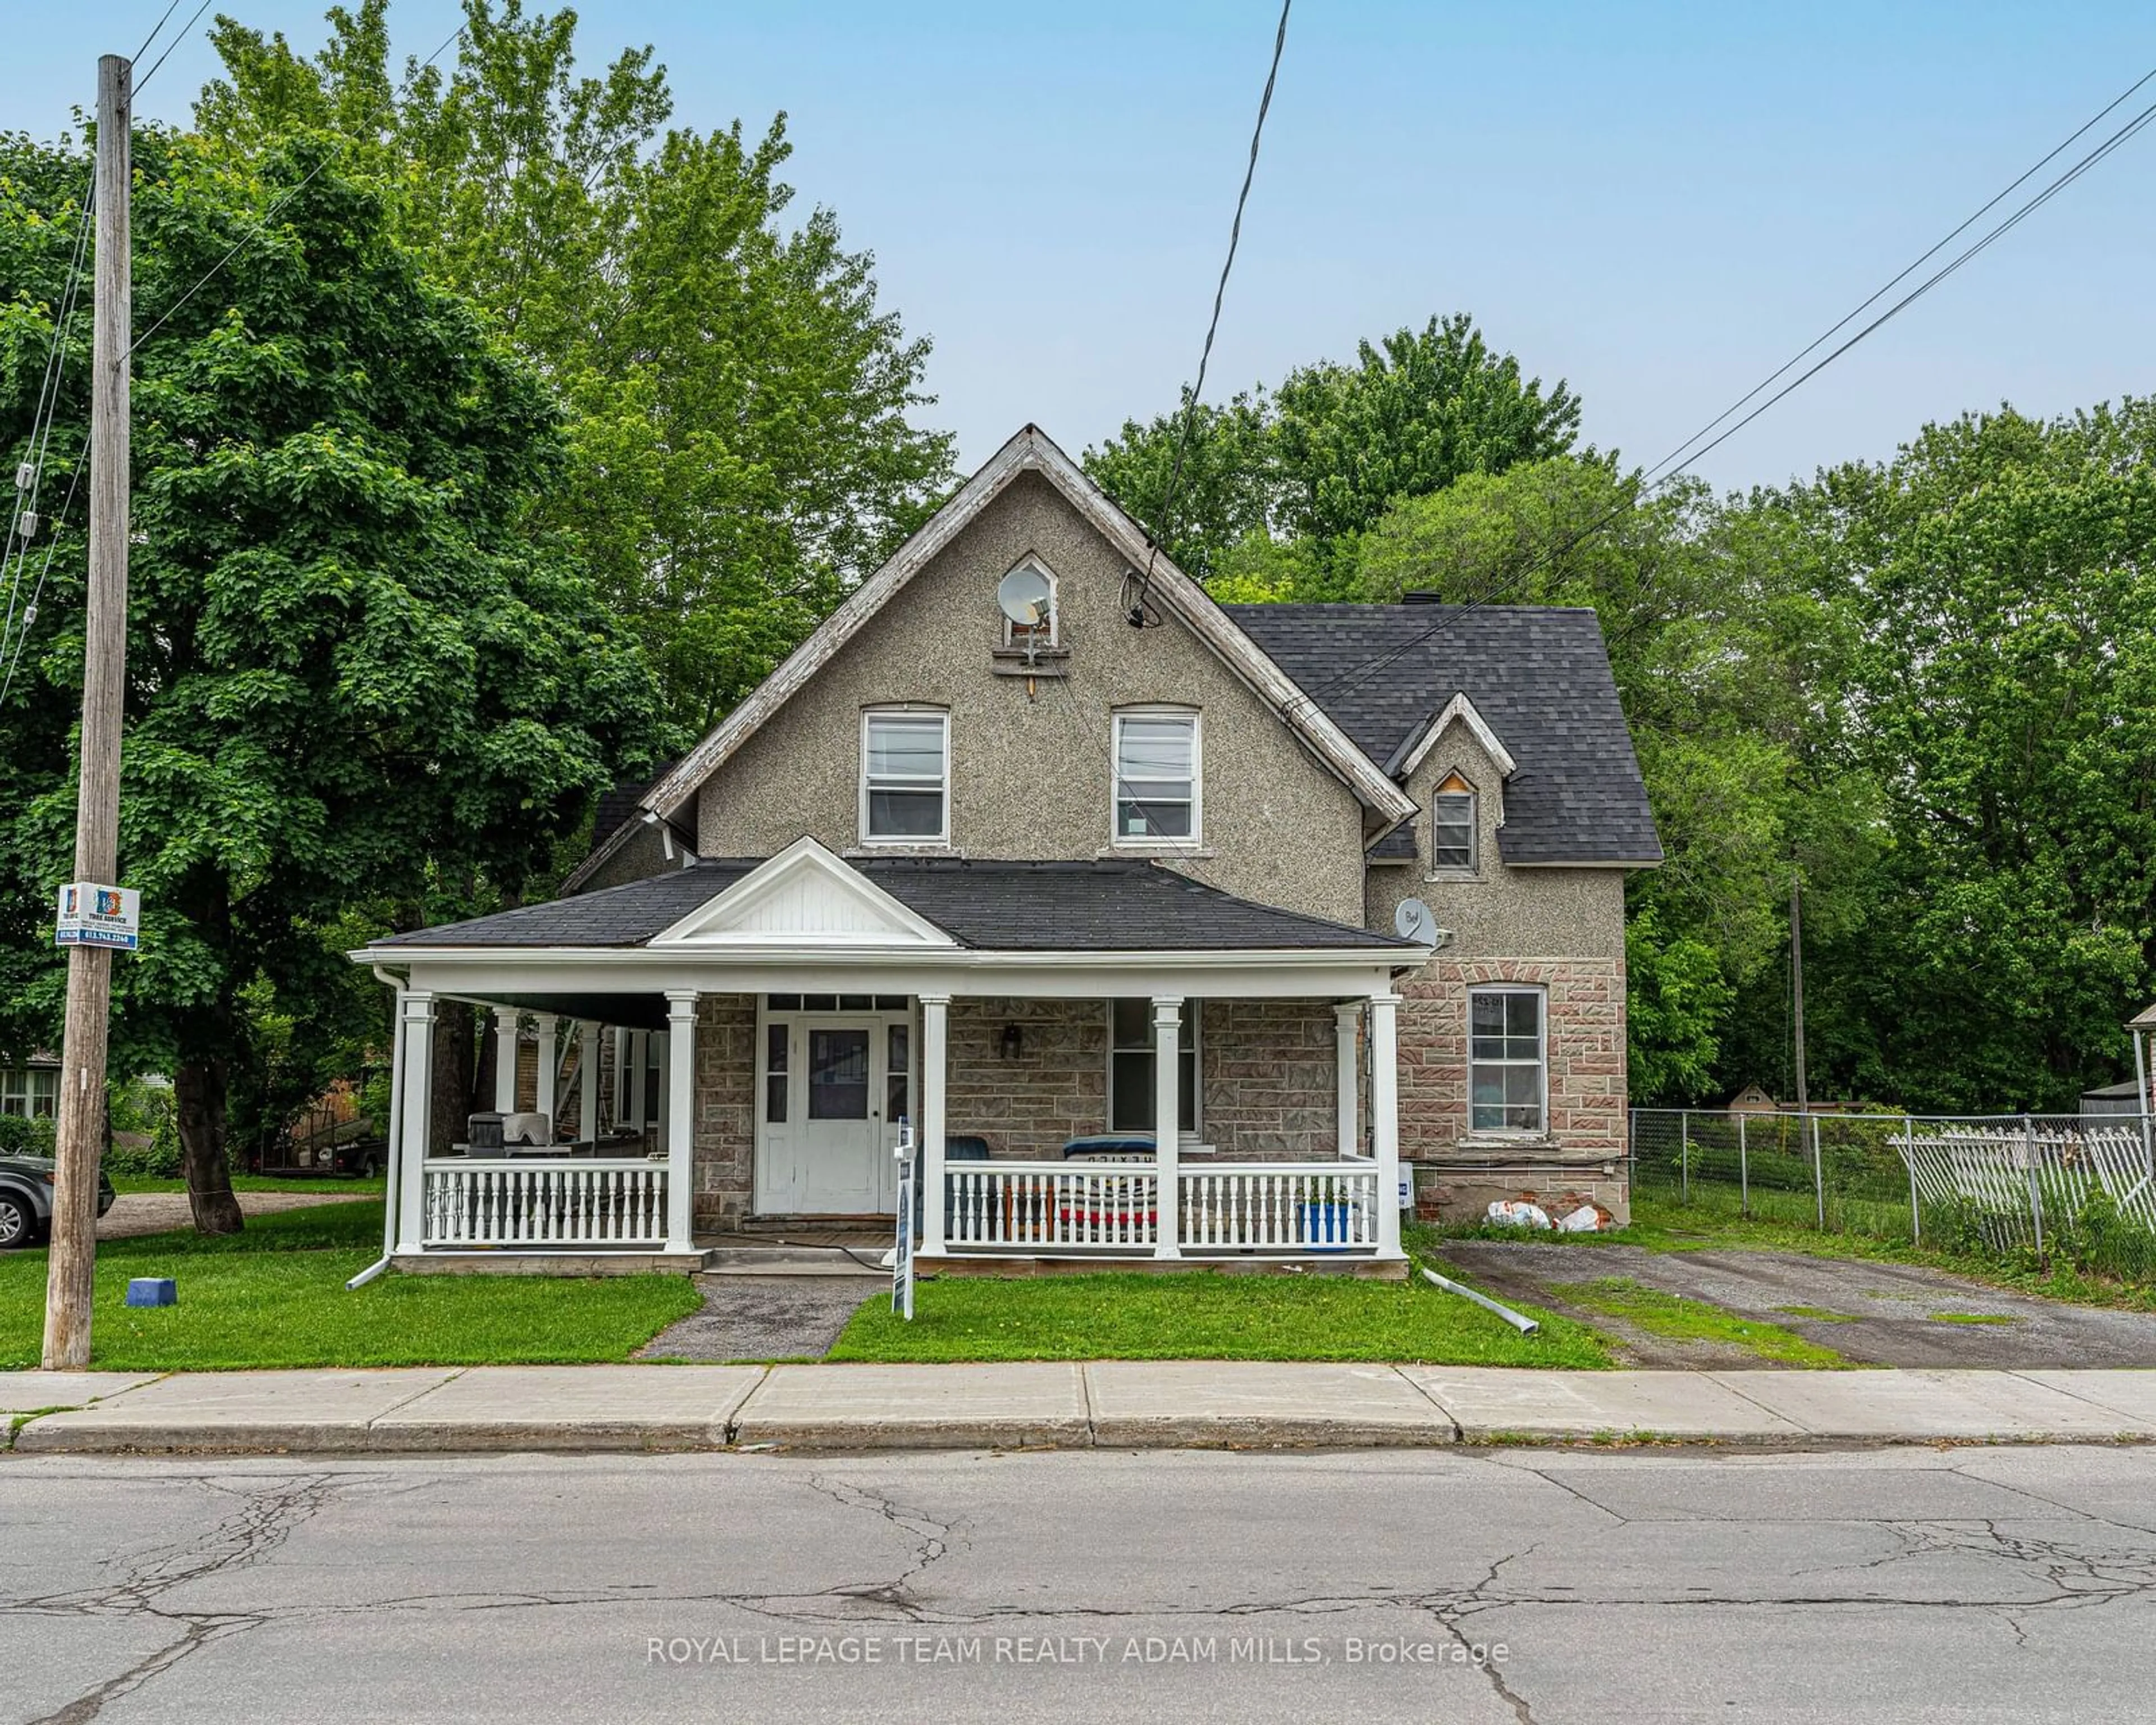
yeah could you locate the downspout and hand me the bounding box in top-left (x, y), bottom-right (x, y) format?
top-left (346, 966), bottom-right (408, 1290)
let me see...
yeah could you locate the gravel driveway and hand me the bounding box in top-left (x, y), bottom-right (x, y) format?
top-left (1438, 1239), bottom-right (2156, 1369)
top-left (97, 1189), bottom-right (365, 1241)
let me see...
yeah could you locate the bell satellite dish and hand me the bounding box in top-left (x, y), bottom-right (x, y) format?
top-left (996, 564), bottom-right (1053, 631)
top-left (1395, 897), bottom-right (1440, 946)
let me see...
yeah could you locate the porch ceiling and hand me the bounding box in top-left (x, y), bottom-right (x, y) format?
top-left (463, 992), bottom-right (671, 1030)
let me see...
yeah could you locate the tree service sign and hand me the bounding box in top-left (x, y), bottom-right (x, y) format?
top-left (54, 883), bottom-right (139, 951)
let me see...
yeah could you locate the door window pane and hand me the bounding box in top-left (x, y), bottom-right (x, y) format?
top-left (887, 1024), bottom-right (910, 1127)
top-left (807, 1029), bottom-right (871, 1120)
top-left (765, 1024), bottom-right (789, 1124)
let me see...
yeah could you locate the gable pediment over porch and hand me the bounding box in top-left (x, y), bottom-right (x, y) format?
top-left (648, 836), bottom-right (958, 950)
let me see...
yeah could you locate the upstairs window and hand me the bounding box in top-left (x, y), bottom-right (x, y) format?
top-left (1113, 710), bottom-right (1199, 843)
top-left (1469, 986), bottom-right (1545, 1133)
top-left (861, 710), bottom-right (949, 843)
top-left (1432, 773), bottom-right (1478, 871)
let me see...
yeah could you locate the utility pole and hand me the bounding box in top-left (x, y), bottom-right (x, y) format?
top-left (1789, 871), bottom-right (1809, 1116)
top-left (42, 54), bottom-right (130, 1370)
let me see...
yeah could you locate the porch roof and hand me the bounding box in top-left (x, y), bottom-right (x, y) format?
top-left (374, 857), bottom-right (1418, 956)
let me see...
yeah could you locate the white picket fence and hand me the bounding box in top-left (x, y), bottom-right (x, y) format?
top-left (1892, 1121), bottom-right (2156, 1253)
top-left (942, 1160), bottom-right (1381, 1254)
top-left (422, 1157), bottom-right (670, 1248)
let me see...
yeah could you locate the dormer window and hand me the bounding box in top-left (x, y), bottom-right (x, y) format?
top-left (1432, 772), bottom-right (1478, 871)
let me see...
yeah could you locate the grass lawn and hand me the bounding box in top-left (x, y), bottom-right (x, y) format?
top-left (0, 1201), bottom-right (700, 1371)
top-left (1565, 1276), bottom-right (1849, 1367)
top-left (108, 1174), bottom-right (386, 1196)
top-left (829, 1266), bottom-right (1611, 1367)
top-left (1414, 1198), bottom-right (2156, 1314)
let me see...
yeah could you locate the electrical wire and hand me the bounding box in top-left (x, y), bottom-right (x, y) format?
top-left (126, 24), bottom-right (470, 360)
top-left (134, 0), bottom-right (217, 94)
top-left (1126, 0), bottom-right (1290, 624)
top-left (1282, 69), bottom-right (2156, 714)
top-left (131, 0), bottom-right (190, 64)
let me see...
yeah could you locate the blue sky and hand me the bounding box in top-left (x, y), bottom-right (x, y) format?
top-left (6, 2), bottom-right (2152, 489)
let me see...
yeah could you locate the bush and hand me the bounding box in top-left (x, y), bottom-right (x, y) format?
top-left (0, 1114), bottom-right (57, 1157)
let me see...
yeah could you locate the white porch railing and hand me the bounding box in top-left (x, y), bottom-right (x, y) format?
top-left (1180, 1162), bottom-right (1381, 1251)
top-left (422, 1157), bottom-right (670, 1248)
top-left (947, 1161), bottom-right (1162, 1251)
top-left (941, 1159), bottom-right (1380, 1254)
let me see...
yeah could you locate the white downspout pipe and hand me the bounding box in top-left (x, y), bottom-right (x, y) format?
top-left (348, 966), bottom-right (408, 1290)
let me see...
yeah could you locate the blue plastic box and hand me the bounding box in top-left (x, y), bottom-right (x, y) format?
top-left (124, 1277), bottom-right (177, 1308)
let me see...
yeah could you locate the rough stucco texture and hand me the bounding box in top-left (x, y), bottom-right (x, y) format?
top-left (692, 471), bottom-right (1369, 925)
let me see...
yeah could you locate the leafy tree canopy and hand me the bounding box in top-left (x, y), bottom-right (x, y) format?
top-left (0, 125), bottom-right (662, 1224)
top-left (197, 0), bottom-right (956, 732)
top-left (1084, 313), bottom-right (1579, 583)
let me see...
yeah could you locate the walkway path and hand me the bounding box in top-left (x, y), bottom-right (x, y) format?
top-left (7, 1361), bottom-right (2156, 1454)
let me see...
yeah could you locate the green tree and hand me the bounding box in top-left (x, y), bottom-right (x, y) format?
top-left (197, 0), bottom-right (955, 732)
top-left (0, 127), bottom-right (662, 1229)
top-left (1784, 404), bottom-right (2156, 1111)
top-left (1348, 456), bottom-right (1879, 1103)
top-left (1084, 314), bottom-right (1579, 584)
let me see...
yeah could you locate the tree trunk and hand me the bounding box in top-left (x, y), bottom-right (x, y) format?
top-left (175, 1058), bottom-right (245, 1235)
top-left (431, 1001), bottom-right (476, 1156)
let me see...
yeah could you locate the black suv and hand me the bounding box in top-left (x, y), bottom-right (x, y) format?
top-left (0, 1152), bottom-right (118, 1249)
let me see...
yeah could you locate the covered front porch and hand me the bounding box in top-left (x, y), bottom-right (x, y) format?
top-left (355, 842), bottom-right (1426, 1271)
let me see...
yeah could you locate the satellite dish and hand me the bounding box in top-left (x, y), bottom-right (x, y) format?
top-left (1395, 897), bottom-right (1440, 946)
top-left (997, 564), bottom-right (1054, 630)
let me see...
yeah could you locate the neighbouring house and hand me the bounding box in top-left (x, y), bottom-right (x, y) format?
top-left (1, 1052), bottom-right (60, 1120)
top-left (351, 426), bottom-right (1660, 1271)
top-left (1724, 1083), bottom-right (1778, 1116)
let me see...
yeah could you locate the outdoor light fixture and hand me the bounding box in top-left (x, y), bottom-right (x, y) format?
top-left (1000, 1024), bottom-right (1023, 1061)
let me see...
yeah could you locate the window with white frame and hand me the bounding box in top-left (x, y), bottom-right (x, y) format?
top-left (1, 1066), bottom-right (58, 1118)
top-left (1469, 987), bottom-right (1545, 1133)
top-left (1107, 999), bottom-right (1199, 1135)
top-left (1432, 773), bottom-right (1478, 871)
top-left (998, 556), bottom-right (1058, 648)
top-left (1112, 710), bottom-right (1199, 843)
top-left (861, 709), bottom-right (949, 843)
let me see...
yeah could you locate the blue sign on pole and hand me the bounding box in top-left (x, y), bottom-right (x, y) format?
top-left (892, 1116), bottom-right (916, 1320)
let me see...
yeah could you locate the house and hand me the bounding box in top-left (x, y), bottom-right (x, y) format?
top-left (1725, 1083), bottom-right (1778, 1116)
top-left (1, 1051), bottom-right (59, 1120)
top-left (350, 426), bottom-right (1660, 1271)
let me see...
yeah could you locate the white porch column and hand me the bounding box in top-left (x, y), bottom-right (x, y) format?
top-left (491, 1007), bottom-right (519, 1113)
top-left (394, 991), bottom-right (435, 1252)
top-left (1153, 996), bottom-right (1183, 1258)
top-left (920, 994), bottom-right (949, 1253)
top-left (628, 1029), bottom-right (649, 1133)
top-left (664, 992), bottom-right (697, 1253)
top-left (1369, 989), bottom-right (1405, 1259)
top-left (1334, 1001), bottom-right (1362, 1158)
top-left (578, 1020), bottom-right (600, 1144)
top-left (533, 1013), bottom-right (559, 1131)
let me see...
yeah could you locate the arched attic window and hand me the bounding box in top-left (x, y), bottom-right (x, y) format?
top-left (1431, 772), bottom-right (1479, 872)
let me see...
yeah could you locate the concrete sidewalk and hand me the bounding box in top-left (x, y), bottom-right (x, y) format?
top-left (8, 1362), bottom-right (2156, 1454)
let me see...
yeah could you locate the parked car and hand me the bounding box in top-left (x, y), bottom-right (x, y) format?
top-left (0, 1152), bottom-right (118, 1249)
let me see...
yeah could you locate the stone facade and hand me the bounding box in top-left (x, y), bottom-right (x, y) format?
top-left (1199, 998), bottom-right (1347, 1160)
top-left (690, 993), bottom-right (757, 1233)
top-left (946, 998), bottom-right (1107, 1157)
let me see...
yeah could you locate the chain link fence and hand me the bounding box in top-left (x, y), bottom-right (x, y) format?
top-left (1629, 1107), bottom-right (2156, 1281)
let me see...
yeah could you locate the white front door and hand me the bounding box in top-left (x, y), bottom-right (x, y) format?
top-left (757, 1009), bottom-right (909, 1215)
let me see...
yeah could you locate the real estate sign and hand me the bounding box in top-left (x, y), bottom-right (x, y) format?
top-left (893, 1118), bottom-right (916, 1320)
top-left (54, 882), bottom-right (139, 951)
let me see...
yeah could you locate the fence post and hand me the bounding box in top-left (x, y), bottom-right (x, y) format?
top-left (1812, 1112), bottom-right (1825, 1230)
top-left (2022, 1114), bottom-right (2043, 1258)
top-left (1903, 1114), bottom-right (1919, 1246)
top-left (1680, 1111), bottom-right (1690, 1204)
top-left (1739, 1112), bottom-right (1750, 1218)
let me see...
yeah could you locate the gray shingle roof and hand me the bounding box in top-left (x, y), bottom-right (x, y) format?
top-left (378, 859), bottom-right (1415, 953)
top-left (1223, 603), bottom-right (1662, 865)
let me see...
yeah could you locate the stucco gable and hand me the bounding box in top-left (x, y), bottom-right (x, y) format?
top-left (564, 427), bottom-right (1413, 893)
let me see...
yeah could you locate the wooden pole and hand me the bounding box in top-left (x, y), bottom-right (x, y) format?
top-left (42, 54), bottom-right (130, 1370)
top-left (1789, 872), bottom-right (1809, 1116)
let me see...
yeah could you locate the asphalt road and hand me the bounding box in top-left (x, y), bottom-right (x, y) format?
top-left (6, 1445), bottom-right (2154, 1724)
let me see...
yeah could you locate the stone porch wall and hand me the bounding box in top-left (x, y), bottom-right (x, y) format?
top-left (691, 993), bottom-right (757, 1232)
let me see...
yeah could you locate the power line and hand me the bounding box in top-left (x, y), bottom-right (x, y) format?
top-left (126, 24), bottom-right (470, 359)
top-left (134, 0), bottom-right (216, 94)
top-left (1285, 69), bottom-right (2156, 713)
top-left (1126, 0), bottom-right (1291, 624)
top-left (131, 0), bottom-right (189, 63)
